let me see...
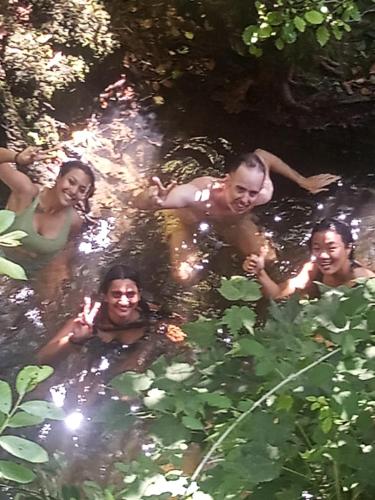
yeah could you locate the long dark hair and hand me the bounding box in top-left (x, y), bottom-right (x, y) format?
top-left (309, 218), bottom-right (354, 261)
top-left (59, 161), bottom-right (95, 213)
top-left (98, 264), bottom-right (150, 320)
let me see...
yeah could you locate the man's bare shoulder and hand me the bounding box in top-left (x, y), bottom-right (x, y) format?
top-left (188, 176), bottom-right (219, 189)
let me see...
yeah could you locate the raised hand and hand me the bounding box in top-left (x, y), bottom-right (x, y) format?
top-left (299, 174), bottom-right (341, 194)
top-left (15, 145), bottom-right (61, 167)
top-left (70, 296), bottom-right (101, 343)
top-left (243, 247), bottom-right (267, 276)
top-left (148, 176), bottom-right (177, 207)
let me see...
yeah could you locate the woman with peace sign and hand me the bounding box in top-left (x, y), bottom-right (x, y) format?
top-left (37, 264), bottom-right (185, 375)
top-left (0, 145), bottom-right (95, 268)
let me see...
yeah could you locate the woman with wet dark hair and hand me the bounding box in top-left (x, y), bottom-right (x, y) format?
top-left (0, 145), bottom-right (95, 263)
top-left (243, 218), bottom-right (374, 299)
top-left (37, 264), bottom-right (185, 373)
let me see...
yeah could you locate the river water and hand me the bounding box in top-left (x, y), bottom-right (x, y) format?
top-left (0, 82), bottom-right (374, 496)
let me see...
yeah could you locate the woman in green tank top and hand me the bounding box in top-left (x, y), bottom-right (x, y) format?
top-left (0, 146), bottom-right (95, 267)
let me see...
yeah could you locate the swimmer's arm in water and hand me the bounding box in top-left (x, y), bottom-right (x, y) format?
top-left (243, 252), bottom-right (316, 299)
top-left (255, 148), bottom-right (340, 194)
top-left (133, 176), bottom-right (200, 210)
top-left (37, 318), bottom-right (79, 365)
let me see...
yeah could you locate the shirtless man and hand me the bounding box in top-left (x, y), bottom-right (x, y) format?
top-left (134, 149), bottom-right (339, 282)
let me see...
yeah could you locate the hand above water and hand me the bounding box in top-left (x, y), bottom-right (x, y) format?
top-left (243, 248), bottom-right (267, 276)
top-left (15, 145), bottom-right (61, 167)
top-left (69, 297), bottom-right (101, 344)
top-left (148, 176), bottom-right (177, 207)
top-left (299, 174), bottom-right (341, 194)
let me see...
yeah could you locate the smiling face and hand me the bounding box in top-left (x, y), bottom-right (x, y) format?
top-left (224, 164), bottom-right (265, 214)
top-left (105, 279), bottom-right (141, 325)
top-left (311, 230), bottom-right (352, 275)
top-left (55, 168), bottom-right (92, 207)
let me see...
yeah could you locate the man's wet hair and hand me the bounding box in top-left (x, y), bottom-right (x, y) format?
top-left (227, 152), bottom-right (266, 174)
top-left (309, 218), bottom-right (354, 260)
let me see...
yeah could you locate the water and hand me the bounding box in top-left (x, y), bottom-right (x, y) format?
top-left (0, 85), bottom-right (374, 493)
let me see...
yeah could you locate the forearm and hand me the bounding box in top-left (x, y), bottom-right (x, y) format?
top-left (257, 269), bottom-right (285, 299)
top-left (132, 190), bottom-right (157, 210)
top-left (256, 149), bottom-right (305, 186)
top-left (0, 148), bottom-right (17, 164)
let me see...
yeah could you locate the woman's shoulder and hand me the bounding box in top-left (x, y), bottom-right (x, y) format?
top-left (353, 266), bottom-right (375, 278)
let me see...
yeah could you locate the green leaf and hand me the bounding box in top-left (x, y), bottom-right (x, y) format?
top-left (305, 10), bottom-right (324, 25)
top-left (19, 401), bottom-right (64, 420)
top-left (293, 16), bottom-right (306, 32)
top-left (242, 25), bottom-right (257, 45)
top-left (182, 415), bottom-right (204, 430)
top-left (0, 380), bottom-right (12, 415)
top-left (341, 332), bottom-right (355, 356)
top-left (276, 394), bottom-right (293, 412)
top-left (183, 319), bottom-right (218, 348)
top-left (221, 306), bottom-right (256, 334)
top-left (321, 417), bottom-right (332, 434)
top-left (275, 38), bottom-right (285, 50)
top-left (200, 392), bottom-right (232, 409)
top-left (144, 389), bottom-right (170, 411)
top-left (258, 25), bottom-right (272, 39)
top-left (165, 363), bottom-right (194, 382)
top-left (0, 436), bottom-right (48, 463)
top-left (16, 366), bottom-right (54, 397)
top-left (231, 338), bottom-right (265, 358)
top-left (0, 230), bottom-right (27, 247)
top-left (0, 257), bottom-right (27, 280)
top-left (281, 23), bottom-right (297, 44)
top-left (8, 412), bottom-right (44, 428)
top-left (267, 11), bottom-right (284, 26)
top-left (219, 277), bottom-right (261, 301)
top-left (316, 26), bottom-right (330, 47)
top-left (150, 415), bottom-right (190, 445)
top-left (111, 371), bottom-right (154, 396)
top-left (0, 210), bottom-right (15, 234)
top-left (0, 460), bottom-right (36, 484)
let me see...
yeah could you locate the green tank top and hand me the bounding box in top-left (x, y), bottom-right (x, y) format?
top-left (8, 196), bottom-right (74, 256)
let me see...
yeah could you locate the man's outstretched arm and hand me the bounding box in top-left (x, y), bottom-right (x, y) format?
top-left (133, 177), bottom-right (199, 210)
top-left (255, 148), bottom-right (340, 194)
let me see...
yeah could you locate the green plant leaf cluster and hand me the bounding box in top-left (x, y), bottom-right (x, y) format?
top-left (0, 210), bottom-right (27, 280)
top-left (242, 0), bottom-right (363, 56)
top-left (101, 277), bottom-right (375, 499)
top-left (0, 365), bottom-right (62, 484)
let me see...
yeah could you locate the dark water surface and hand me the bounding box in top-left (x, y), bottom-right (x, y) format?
top-left (0, 92), bottom-right (374, 493)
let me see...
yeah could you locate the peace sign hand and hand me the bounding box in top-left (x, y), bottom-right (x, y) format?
top-left (148, 176), bottom-right (177, 208)
top-left (70, 297), bottom-right (101, 344)
top-left (15, 145), bottom-right (61, 167)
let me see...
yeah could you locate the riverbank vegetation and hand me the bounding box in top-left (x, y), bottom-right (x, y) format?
top-left (1, 0), bottom-right (374, 147)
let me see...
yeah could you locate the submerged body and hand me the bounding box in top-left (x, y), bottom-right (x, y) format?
top-left (0, 146), bottom-right (95, 269)
top-left (243, 218), bottom-right (374, 299)
top-left (134, 149), bottom-right (339, 282)
top-left (37, 265), bottom-right (185, 377)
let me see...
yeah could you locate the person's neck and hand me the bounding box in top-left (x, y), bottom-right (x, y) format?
top-left (39, 188), bottom-right (64, 214)
top-left (324, 262), bottom-right (353, 287)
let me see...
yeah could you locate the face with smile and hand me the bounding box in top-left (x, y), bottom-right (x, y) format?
top-left (105, 279), bottom-right (141, 325)
top-left (224, 164), bottom-right (265, 214)
top-left (311, 230), bottom-right (352, 276)
top-left (55, 168), bottom-right (92, 207)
